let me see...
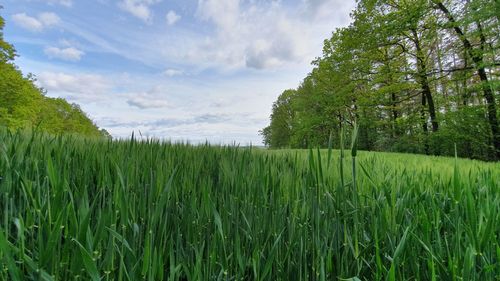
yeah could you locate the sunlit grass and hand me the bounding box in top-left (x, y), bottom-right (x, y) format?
top-left (0, 128), bottom-right (499, 280)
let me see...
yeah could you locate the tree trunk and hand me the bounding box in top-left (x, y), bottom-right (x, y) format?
top-left (391, 93), bottom-right (399, 137)
top-left (421, 94), bottom-right (428, 133)
top-left (435, 36), bottom-right (449, 113)
top-left (435, 1), bottom-right (500, 159)
top-left (383, 49), bottom-right (400, 138)
top-left (411, 28), bottom-right (439, 132)
top-left (421, 93), bottom-right (429, 154)
top-left (461, 50), bottom-right (469, 106)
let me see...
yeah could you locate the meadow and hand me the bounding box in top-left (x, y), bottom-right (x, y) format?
top-left (0, 129), bottom-right (499, 280)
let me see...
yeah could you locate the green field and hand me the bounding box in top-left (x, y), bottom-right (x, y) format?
top-left (0, 130), bottom-right (499, 280)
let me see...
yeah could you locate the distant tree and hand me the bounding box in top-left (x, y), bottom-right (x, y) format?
top-left (264, 89), bottom-right (296, 148)
top-left (0, 13), bottom-right (109, 138)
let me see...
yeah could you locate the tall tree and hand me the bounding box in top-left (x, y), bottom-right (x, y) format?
top-left (260, 89), bottom-right (296, 148)
top-left (433, 0), bottom-right (500, 158)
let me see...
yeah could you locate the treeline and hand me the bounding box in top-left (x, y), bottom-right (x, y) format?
top-left (0, 14), bottom-right (109, 138)
top-left (261, 0), bottom-right (500, 161)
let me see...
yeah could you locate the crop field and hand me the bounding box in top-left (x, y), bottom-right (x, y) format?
top-left (0, 130), bottom-right (499, 280)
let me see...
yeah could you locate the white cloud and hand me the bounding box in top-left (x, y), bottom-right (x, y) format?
top-left (125, 85), bottom-right (170, 109)
top-left (190, 0), bottom-right (311, 70)
top-left (166, 10), bottom-right (181, 26)
top-left (163, 69), bottom-right (183, 77)
top-left (36, 72), bottom-right (112, 101)
top-left (197, 0), bottom-right (239, 30)
top-left (118, 0), bottom-right (162, 23)
top-left (44, 46), bottom-right (85, 61)
top-left (244, 18), bottom-right (307, 69)
top-left (12, 13), bottom-right (43, 31)
top-left (12, 12), bottom-right (60, 32)
top-left (38, 12), bottom-right (61, 25)
top-left (127, 93), bottom-right (169, 109)
top-left (45, 0), bottom-right (72, 7)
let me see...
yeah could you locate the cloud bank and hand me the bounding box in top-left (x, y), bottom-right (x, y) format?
top-left (12, 12), bottom-right (60, 32)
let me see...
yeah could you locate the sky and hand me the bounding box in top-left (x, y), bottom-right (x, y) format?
top-left (2, 0), bottom-right (356, 144)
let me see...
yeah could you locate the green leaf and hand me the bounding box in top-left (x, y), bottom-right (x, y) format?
top-left (72, 239), bottom-right (100, 281)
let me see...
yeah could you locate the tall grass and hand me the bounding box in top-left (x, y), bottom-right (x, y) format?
top-left (0, 128), bottom-right (499, 280)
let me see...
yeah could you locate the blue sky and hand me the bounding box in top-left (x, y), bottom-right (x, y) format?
top-left (3, 0), bottom-right (355, 144)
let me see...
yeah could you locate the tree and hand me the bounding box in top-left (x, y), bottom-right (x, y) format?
top-left (433, 0), bottom-right (500, 158)
top-left (260, 89), bottom-right (296, 148)
top-left (0, 13), bottom-right (109, 138)
top-left (262, 0), bottom-right (499, 161)
top-left (0, 10), bottom-right (15, 63)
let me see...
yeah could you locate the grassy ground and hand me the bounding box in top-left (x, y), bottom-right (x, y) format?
top-left (0, 130), bottom-right (499, 280)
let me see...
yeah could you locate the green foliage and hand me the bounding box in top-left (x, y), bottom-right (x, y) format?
top-left (263, 0), bottom-right (500, 161)
top-left (259, 89), bottom-right (296, 148)
top-left (0, 14), bottom-right (108, 138)
top-left (0, 13), bottom-right (16, 63)
top-left (0, 130), bottom-right (499, 280)
top-left (0, 63), bottom-right (42, 128)
top-left (37, 97), bottom-right (108, 137)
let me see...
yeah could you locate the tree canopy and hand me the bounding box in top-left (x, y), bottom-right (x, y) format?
top-left (262, 0), bottom-right (500, 161)
top-left (0, 13), bottom-right (109, 138)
